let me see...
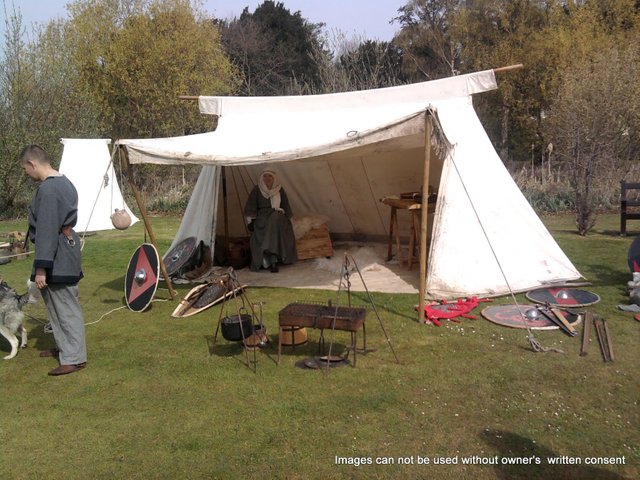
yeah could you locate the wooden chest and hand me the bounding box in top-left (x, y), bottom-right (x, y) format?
top-left (295, 223), bottom-right (333, 260)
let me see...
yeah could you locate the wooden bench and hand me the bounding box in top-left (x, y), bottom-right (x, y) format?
top-left (620, 181), bottom-right (640, 235)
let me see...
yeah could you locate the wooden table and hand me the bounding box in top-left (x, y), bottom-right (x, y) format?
top-left (381, 196), bottom-right (437, 270)
top-left (381, 197), bottom-right (423, 269)
top-left (277, 303), bottom-right (367, 366)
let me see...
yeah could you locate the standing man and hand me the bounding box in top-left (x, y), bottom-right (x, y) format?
top-left (20, 145), bottom-right (87, 376)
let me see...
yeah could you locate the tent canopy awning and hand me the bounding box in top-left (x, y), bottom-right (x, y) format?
top-left (116, 70), bottom-right (497, 166)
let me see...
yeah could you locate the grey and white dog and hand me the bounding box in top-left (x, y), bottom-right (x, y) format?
top-left (0, 280), bottom-right (40, 360)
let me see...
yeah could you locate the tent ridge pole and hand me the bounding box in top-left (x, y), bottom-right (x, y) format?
top-left (119, 146), bottom-right (176, 300)
top-left (493, 64), bottom-right (524, 74)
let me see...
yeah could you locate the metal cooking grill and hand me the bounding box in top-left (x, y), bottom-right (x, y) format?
top-left (279, 303), bottom-right (366, 332)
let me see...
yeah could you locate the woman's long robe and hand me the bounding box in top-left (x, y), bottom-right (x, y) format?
top-left (244, 186), bottom-right (298, 271)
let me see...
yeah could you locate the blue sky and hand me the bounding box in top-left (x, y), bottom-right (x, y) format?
top-left (1, 0), bottom-right (406, 43)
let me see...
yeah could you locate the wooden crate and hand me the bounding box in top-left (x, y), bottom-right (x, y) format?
top-left (296, 223), bottom-right (333, 260)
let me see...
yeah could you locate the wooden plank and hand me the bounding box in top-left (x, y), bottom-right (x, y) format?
top-left (603, 319), bottom-right (614, 362)
top-left (580, 311), bottom-right (592, 356)
top-left (594, 317), bottom-right (611, 362)
top-left (550, 307), bottom-right (578, 336)
top-left (536, 306), bottom-right (574, 336)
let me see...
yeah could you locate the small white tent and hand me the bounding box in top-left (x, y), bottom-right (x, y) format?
top-left (59, 138), bottom-right (139, 232)
top-left (116, 69), bottom-right (581, 299)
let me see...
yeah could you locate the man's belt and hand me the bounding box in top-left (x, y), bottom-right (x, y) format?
top-left (61, 225), bottom-right (76, 246)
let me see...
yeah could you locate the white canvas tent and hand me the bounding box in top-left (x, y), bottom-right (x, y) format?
top-left (116, 69), bottom-right (581, 300)
top-left (59, 138), bottom-right (139, 232)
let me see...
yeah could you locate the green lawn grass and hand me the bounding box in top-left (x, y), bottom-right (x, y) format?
top-left (0, 214), bottom-right (638, 479)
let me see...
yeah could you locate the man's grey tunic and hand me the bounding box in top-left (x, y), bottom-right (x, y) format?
top-left (28, 175), bottom-right (86, 365)
top-left (28, 175), bottom-right (83, 284)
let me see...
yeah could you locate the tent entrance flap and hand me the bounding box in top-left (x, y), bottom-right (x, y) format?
top-left (167, 165), bottom-right (220, 256)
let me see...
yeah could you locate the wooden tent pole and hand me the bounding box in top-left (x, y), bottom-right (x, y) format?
top-left (221, 165), bottom-right (229, 251)
top-left (118, 146), bottom-right (176, 300)
top-left (419, 112), bottom-right (433, 322)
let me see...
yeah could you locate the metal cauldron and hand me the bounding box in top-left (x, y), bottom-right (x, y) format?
top-left (220, 313), bottom-right (253, 341)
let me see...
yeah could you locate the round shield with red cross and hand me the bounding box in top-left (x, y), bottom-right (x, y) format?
top-left (482, 304), bottom-right (581, 330)
top-left (525, 287), bottom-right (600, 307)
top-left (125, 243), bottom-right (160, 312)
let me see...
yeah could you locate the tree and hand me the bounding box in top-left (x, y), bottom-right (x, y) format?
top-left (451, 0), bottom-right (554, 162)
top-left (544, 44), bottom-right (640, 235)
top-left (0, 3), bottom-right (101, 216)
top-left (337, 40), bottom-right (407, 89)
top-left (219, 1), bottom-right (327, 95)
top-left (66, 0), bottom-right (238, 138)
top-left (393, 0), bottom-right (464, 80)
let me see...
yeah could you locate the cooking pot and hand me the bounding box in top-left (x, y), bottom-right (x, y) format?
top-left (243, 324), bottom-right (269, 350)
top-left (221, 313), bottom-right (253, 341)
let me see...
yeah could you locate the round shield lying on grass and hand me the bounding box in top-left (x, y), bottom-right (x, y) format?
top-left (482, 304), bottom-right (581, 330)
top-left (525, 287), bottom-right (600, 307)
top-left (125, 243), bottom-right (160, 312)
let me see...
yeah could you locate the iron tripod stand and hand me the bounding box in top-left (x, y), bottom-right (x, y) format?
top-left (320, 252), bottom-right (400, 370)
top-left (212, 268), bottom-right (264, 372)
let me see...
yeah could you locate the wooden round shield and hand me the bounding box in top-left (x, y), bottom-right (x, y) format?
top-left (525, 287), bottom-right (600, 307)
top-left (163, 236), bottom-right (198, 277)
top-left (482, 304), bottom-right (581, 330)
top-left (125, 243), bottom-right (160, 312)
top-left (628, 235), bottom-right (640, 272)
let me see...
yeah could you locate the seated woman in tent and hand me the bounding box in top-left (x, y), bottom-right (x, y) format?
top-left (244, 169), bottom-right (297, 272)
